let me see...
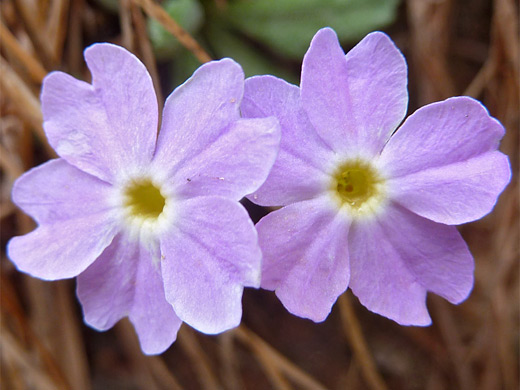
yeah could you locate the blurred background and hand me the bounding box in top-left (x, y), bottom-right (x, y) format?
top-left (0, 0), bottom-right (518, 389)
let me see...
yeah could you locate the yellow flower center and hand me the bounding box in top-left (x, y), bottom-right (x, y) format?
top-left (331, 159), bottom-right (386, 217)
top-left (124, 179), bottom-right (166, 219)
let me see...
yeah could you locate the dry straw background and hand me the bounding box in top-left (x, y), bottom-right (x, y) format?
top-left (0, 0), bottom-right (518, 389)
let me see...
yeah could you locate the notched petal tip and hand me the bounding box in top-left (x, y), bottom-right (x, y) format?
top-left (42, 40), bottom-right (159, 182)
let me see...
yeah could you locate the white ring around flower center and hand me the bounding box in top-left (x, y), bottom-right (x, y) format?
top-left (110, 170), bottom-right (176, 246)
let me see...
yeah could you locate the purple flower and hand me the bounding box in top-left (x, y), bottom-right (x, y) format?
top-left (241, 28), bottom-right (511, 325)
top-left (7, 44), bottom-right (280, 354)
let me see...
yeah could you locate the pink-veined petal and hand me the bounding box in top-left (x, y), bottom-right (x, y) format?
top-left (257, 196), bottom-right (351, 322)
top-left (42, 44), bottom-right (158, 182)
top-left (171, 117), bottom-right (280, 201)
top-left (301, 28), bottom-right (408, 155)
top-left (242, 75), bottom-right (336, 206)
top-left (160, 197), bottom-right (261, 334)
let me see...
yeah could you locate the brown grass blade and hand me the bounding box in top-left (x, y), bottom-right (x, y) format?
top-left (177, 327), bottom-right (223, 390)
top-left (0, 56), bottom-right (55, 157)
top-left (45, 0), bottom-right (70, 62)
top-left (235, 326), bottom-right (329, 390)
top-left (132, 0), bottom-right (212, 64)
top-left (131, 3), bottom-right (163, 113)
top-left (0, 20), bottom-right (48, 84)
top-left (12, 0), bottom-right (57, 67)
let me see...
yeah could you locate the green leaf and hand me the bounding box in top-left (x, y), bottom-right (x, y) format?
top-left (170, 48), bottom-right (204, 89)
top-left (205, 22), bottom-right (298, 83)
top-left (148, 0), bottom-right (204, 59)
top-left (215, 0), bottom-right (401, 59)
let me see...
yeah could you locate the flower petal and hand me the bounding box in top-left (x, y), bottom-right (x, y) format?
top-left (342, 31), bottom-right (408, 154)
top-left (388, 151), bottom-right (511, 225)
top-left (129, 244), bottom-right (182, 355)
top-left (12, 159), bottom-right (113, 224)
top-left (349, 204), bottom-right (474, 325)
top-left (300, 28), bottom-right (349, 153)
top-left (42, 44), bottom-right (158, 182)
top-left (171, 116), bottom-right (281, 201)
top-left (7, 212), bottom-right (119, 280)
top-left (242, 75), bottom-right (336, 206)
top-left (257, 196), bottom-right (351, 322)
top-left (349, 221), bottom-right (430, 325)
top-left (153, 59), bottom-right (243, 176)
top-left (379, 97), bottom-right (506, 178)
top-left (77, 235), bottom-right (140, 331)
top-left (301, 28), bottom-right (408, 155)
top-left (160, 196), bottom-right (261, 334)
top-left (384, 205), bottom-right (474, 304)
top-left (78, 235), bottom-right (181, 355)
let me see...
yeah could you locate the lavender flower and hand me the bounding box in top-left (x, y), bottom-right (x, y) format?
top-left (241, 28), bottom-right (511, 325)
top-left (7, 44), bottom-right (280, 354)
